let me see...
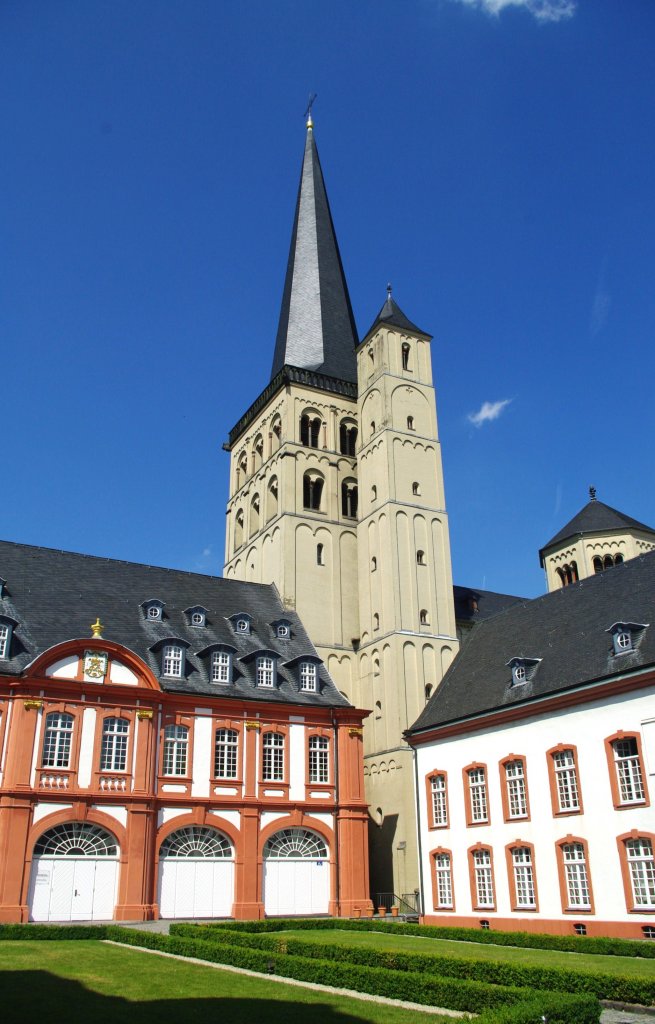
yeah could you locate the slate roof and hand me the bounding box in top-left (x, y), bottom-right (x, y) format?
top-left (540, 498), bottom-right (655, 565)
top-left (270, 126), bottom-right (358, 385)
top-left (362, 294), bottom-right (429, 341)
top-left (0, 540), bottom-right (350, 708)
top-left (408, 550), bottom-right (655, 736)
top-left (453, 585), bottom-right (524, 624)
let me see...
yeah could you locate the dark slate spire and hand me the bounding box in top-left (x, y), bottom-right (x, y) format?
top-left (539, 497), bottom-right (655, 566)
top-left (270, 121), bottom-right (358, 384)
top-left (363, 285), bottom-right (430, 340)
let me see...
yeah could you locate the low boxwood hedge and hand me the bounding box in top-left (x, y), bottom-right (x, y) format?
top-left (169, 923), bottom-right (655, 1005)
top-left (106, 926), bottom-right (601, 1023)
top-left (0, 924), bottom-right (107, 940)
top-left (182, 916), bottom-right (655, 958)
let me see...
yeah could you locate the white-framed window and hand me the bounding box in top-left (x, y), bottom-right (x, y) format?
top-left (626, 838), bottom-right (655, 907)
top-left (214, 727), bottom-right (238, 779)
top-left (277, 623), bottom-right (290, 639)
top-left (553, 749), bottom-right (580, 812)
top-left (162, 644), bottom-right (184, 678)
top-left (191, 611), bottom-right (205, 627)
top-left (473, 848), bottom-right (495, 908)
top-left (211, 650), bottom-right (231, 684)
top-left (613, 737), bottom-right (645, 804)
top-left (511, 846), bottom-right (536, 908)
top-left (100, 717), bottom-right (129, 772)
top-left (256, 656), bottom-right (275, 687)
top-left (431, 774), bottom-right (448, 827)
top-left (435, 852), bottom-right (453, 908)
top-left (236, 618), bottom-right (249, 633)
top-left (468, 767), bottom-right (488, 823)
top-left (562, 842), bottom-right (591, 909)
top-left (0, 623), bottom-right (9, 659)
top-left (309, 735), bottom-right (329, 783)
top-left (146, 604), bottom-right (162, 621)
top-left (505, 759), bottom-right (528, 818)
top-left (300, 661), bottom-right (318, 691)
top-left (263, 732), bottom-right (284, 781)
top-left (41, 712), bottom-right (74, 769)
top-left (615, 630), bottom-right (632, 651)
top-left (163, 724), bottom-right (188, 776)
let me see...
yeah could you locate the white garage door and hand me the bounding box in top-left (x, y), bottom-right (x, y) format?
top-left (263, 828), bottom-right (329, 916)
top-left (29, 823), bottom-right (119, 922)
top-left (158, 826), bottom-right (234, 919)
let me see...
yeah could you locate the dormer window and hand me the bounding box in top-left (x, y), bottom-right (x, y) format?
top-left (162, 644), bottom-right (184, 678)
top-left (0, 620), bottom-right (13, 659)
top-left (211, 649), bottom-right (232, 684)
top-left (256, 655), bottom-right (276, 687)
top-left (230, 613), bottom-right (252, 636)
top-left (507, 657), bottom-right (541, 687)
top-left (274, 620), bottom-right (291, 640)
top-left (607, 622), bottom-right (648, 656)
top-left (186, 606), bottom-right (208, 628)
top-left (143, 600), bottom-right (165, 622)
top-left (300, 661), bottom-right (318, 692)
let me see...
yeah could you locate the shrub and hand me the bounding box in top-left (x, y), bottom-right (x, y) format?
top-left (0, 924), bottom-right (107, 940)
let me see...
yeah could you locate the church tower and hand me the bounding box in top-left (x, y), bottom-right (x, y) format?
top-left (356, 293), bottom-right (459, 899)
top-left (223, 117), bottom-right (361, 703)
top-left (224, 120), bottom-right (459, 901)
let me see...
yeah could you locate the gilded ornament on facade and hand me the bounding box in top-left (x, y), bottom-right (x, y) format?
top-left (245, 720), bottom-right (260, 730)
top-left (23, 699), bottom-right (43, 710)
top-left (84, 650), bottom-right (108, 679)
top-left (136, 708), bottom-right (153, 720)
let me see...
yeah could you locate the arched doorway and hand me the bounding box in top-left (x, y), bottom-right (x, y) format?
top-left (28, 822), bottom-right (119, 921)
top-left (263, 827), bottom-right (329, 916)
top-left (158, 825), bottom-right (234, 919)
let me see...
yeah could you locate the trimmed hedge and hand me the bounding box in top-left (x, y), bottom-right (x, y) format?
top-left (0, 924), bottom-right (108, 940)
top-left (169, 923), bottom-right (655, 1006)
top-left (181, 916), bottom-right (655, 958)
top-left (106, 926), bottom-right (599, 1022)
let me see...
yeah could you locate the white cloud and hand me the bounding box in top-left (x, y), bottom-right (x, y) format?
top-left (449, 0), bottom-right (576, 23)
top-left (468, 398), bottom-right (512, 427)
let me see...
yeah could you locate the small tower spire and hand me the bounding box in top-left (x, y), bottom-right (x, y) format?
top-left (589, 485), bottom-right (597, 501)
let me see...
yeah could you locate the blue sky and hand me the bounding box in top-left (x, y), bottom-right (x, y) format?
top-left (3, 0), bottom-right (654, 598)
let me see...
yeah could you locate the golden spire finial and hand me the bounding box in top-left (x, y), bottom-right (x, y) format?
top-left (91, 617), bottom-right (104, 638)
top-left (304, 92), bottom-right (317, 131)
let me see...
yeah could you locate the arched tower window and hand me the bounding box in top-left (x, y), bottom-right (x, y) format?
top-left (373, 613), bottom-right (380, 631)
top-left (266, 477), bottom-right (278, 521)
top-left (417, 549), bottom-right (425, 565)
top-left (412, 481), bottom-right (421, 496)
top-left (316, 543), bottom-right (324, 565)
top-left (234, 509), bottom-right (244, 551)
top-left (253, 435), bottom-right (264, 471)
top-left (270, 416), bottom-right (282, 452)
top-left (250, 494), bottom-right (260, 536)
top-left (303, 472), bottom-right (324, 511)
top-left (401, 342), bottom-right (410, 370)
top-left (407, 415), bottom-right (414, 431)
top-left (341, 480), bottom-right (358, 519)
top-left (300, 414), bottom-right (321, 448)
top-left (339, 421), bottom-right (358, 457)
top-left (371, 556), bottom-right (377, 572)
top-left (420, 609), bottom-right (429, 626)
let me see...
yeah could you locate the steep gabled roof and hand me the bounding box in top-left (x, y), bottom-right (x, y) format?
top-left (453, 585), bottom-right (525, 624)
top-left (540, 498), bottom-right (655, 564)
top-left (408, 550), bottom-right (655, 736)
top-left (362, 293), bottom-right (429, 342)
top-left (0, 540), bottom-right (350, 707)
top-left (270, 125), bottom-right (358, 384)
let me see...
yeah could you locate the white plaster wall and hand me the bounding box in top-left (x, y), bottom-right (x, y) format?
top-left (416, 686), bottom-right (655, 924)
top-left (191, 713), bottom-right (212, 797)
top-left (158, 807), bottom-right (187, 827)
top-left (209, 809), bottom-right (241, 829)
top-left (260, 811), bottom-right (287, 830)
top-left (46, 655), bottom-right (78, 678)
top-left (110, 661), bottom-right (138, 685)
top-left (33, 802), bottom-right (72, 824)
top-left (289, 723), bottom-right (306, 801)
top-left (77, 708), bottom-right (97, 788)
top-left (92, 804), bottom-right (128, 827)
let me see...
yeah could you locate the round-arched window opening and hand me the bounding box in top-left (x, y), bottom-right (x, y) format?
top-left (616, 631), bottom-right (631, 650)
top-left (160, 826), bottom-right (232, 859)
top-left (264, 828), bottom-right (327, 860)
top-left (34, 823), bottom-right (118, 857)
top-left (412, 482), bottom-right (421, 496)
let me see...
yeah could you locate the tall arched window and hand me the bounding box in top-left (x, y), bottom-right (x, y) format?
top-left (300, 414), bottom-right (321, 448)
top-left (253, 435), bottom-right (264, 470)
top-left (339, 421), bottom-right (358, 456)
top-left (407, 415), bottom-right (415, 431)
top-left (250, 494), bottom-right (260, 536)
top-left (42, 712), bottom-right (74, 769)
top-left (234, 510), bottom-right (244, 551)
top-left (266, 477), bottom-right (278, 521)
top-left (341, 480), bottom-right (358, 518)
top-left (420, 609), bottom-right (429, 626)
top-left (309, 735), bottom-right (329, 783)
top-left (316, 543), bottom-right (325, 565)
top-left (303, 473), bottom-right (324, 511)
top-left (401, 342), bottom-right (410, 370)
top-left (270, 416), bottom-right (282, 452)
top-left (262, 732), bottom-right (285, 781)
top-left (417, 549), bottom-right (425, 565)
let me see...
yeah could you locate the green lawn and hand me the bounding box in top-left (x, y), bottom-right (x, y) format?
top-left (0, 941), bottom-right (457, 1024)
top-left (278, 928), bottom-right (655, 978)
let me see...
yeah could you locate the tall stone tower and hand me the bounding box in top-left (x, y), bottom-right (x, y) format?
top-left (355, 294), bottom-right (459, 899)
top-left (224, 120), bottom-right (459, 901)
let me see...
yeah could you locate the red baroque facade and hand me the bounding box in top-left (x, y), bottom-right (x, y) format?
top-left (0, 565), bottom-right (373, 923)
